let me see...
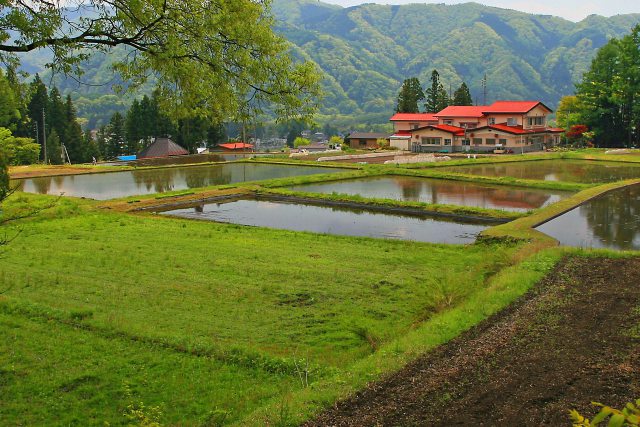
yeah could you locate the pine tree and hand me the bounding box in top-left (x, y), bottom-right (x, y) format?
top-left (46, 128), bottom-right (63, 165)
top-left (63, 95), bottom-right (85, 163)
top-left (47, 87), bottom-right (66, 141)
top-left (27, 74), bottom-right (48, 159)
top-left (435, 83), bottom-right (450, 112)
top-left (125, 98), bottom-right (143, 153)
top-left (453, 82), bottom-right (473, 106)
top-left (83, 130), bottom-right (101, 161)
top-left (425, 70), bottom-right (442, 113)
top-left (396, 77), bottom-right (424, 113)
top-left (106, 112), bottom-right (126, 158)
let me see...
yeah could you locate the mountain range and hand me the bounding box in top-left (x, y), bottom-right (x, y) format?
top-left (18, 0), bottom-right (640, 128)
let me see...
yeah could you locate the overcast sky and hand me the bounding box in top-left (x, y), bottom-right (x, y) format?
top-left (320, 0), bottom-right (640, 22)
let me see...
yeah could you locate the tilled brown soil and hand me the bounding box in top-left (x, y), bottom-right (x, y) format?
top-left (306, 257), bottom-right (640, 426)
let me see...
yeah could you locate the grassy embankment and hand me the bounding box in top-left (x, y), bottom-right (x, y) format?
top-left (3, 152), bottom-right (640, 424)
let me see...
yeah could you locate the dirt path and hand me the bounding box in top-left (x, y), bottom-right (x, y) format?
top-left (306, 257), bottom-right (640, 426)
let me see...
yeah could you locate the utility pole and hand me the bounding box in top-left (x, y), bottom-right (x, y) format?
top-left (42, 108), bottom-right (47, 164)
top-left (482, 73), bottom-right (487, 105)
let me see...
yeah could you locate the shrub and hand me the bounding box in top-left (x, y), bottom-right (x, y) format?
top-left (0, 127), bottom-right (40, 165)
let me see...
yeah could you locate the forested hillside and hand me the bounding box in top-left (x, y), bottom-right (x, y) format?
top-left (18, 0), bottom-right (640, 128)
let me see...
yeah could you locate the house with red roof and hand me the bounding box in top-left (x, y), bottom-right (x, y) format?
top-left (390, 101), bottom-right (563, 153)
top-left (217, 142), bottom-right (254, 152)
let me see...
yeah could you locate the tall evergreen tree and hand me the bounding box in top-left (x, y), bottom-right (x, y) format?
top-left (63, 95), bottom-right (85, 163)
top-left (435, 83), bottom-right (450, 112)
top-left (27, 74), bottom-right (48, 159)
top-left (425, 70), bottom-right (443, 113)
top-left (46, 128), bottom-right (63, 165)
top-left (125, 98), bottom-right (143, 153)
top-left (47, 87), bottom-right (66, 145)
top-left (396, 77), bottom-right (424, 113)
top-left (106, 112), bottom-right (126, 158)
top-left (452, 82), bottom-right (473, 106)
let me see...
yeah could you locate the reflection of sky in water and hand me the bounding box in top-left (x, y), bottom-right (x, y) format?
top-left (290, 176), bottom-right (572, 212)
top-left (536, 184), bottom-right (640, 250)
top-left (161, 199), bottom-right (488, 244)
top-left (12, 164), bottom-right (348, 200)
top-left (441, 160), bottom-right (640, 183)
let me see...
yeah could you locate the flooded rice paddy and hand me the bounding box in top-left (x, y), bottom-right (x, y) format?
top-left (536, 184), bottom-right (640, 250)
top-left (290, 176), bottom-right (572, 212)
top-left (440, 160), bottom-right (640, 183)
top-left (161, 198), bottom-right (489, 244)
top-left (12, 163), bottom-right (346, 200)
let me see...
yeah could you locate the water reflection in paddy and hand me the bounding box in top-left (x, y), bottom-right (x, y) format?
top-left (162, 199), bottom-right (488, 244)
top-left (536, 184), bottom-right (640, 250)
top-left (290, 176), bottom-right (572, 212)
top-left (440, 160), bottom-right (640, 183)
top-left (12, 163), bottom-right (346, 200)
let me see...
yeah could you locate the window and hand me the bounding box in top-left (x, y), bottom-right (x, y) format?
top-left (473, 138), bottom-right (482, 145)
top-left (421, 137), bottom-right (441, 145)
top-left (444, 139), bottom-right (452, 145)
top-left (462, 139), bottom-right (471, 146)
top-left (410, 123), bottom-right (419, 129)
top-left (488, 118), bottom-right (496, 125)
top-left (528, 116), bottom-right (545, 126)
top-left (359, 139), bottom-right (367, 146)
top-left (485, 138), bottom-right (496, 145)
top-left (507, 117), bottom-right (517, 126)
top-left (443, 120), bottom-right (453, 125)
top-left (499, 138), bottom-right (507, 145)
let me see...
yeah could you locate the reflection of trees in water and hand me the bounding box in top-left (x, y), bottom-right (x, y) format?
top-left (396, 178), bottom-right (424, 201)
top-left (32, 177), bottom-right (53, 194)
top-left (184, 166), bottom-right (232, 188)
top-left (583, 186), bottom-right (640, 249)
top-left (132, 169), bottom-right (176, 193)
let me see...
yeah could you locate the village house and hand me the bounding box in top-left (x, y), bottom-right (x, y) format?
top-left (389, 101), bottom-right (564, 153)
top-left (346, 132), bottom-right (391, 149)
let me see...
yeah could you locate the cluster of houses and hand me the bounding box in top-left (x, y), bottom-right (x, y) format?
top-left (348, 100), bottom-right (563, 153)
top-left (126, 99), bottom-right (562, 160)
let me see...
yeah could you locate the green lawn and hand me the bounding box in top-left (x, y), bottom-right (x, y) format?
top-left (0, 194), bottom-right (521, 425)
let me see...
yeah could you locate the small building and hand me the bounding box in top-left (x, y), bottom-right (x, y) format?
top-left (137, 137), bottom-right (189, 159)
top-left (346, 132), bottom-right (391, 149)
top-left (217, 142), bottom-right (254, 152)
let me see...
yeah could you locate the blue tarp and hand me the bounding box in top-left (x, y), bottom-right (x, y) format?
top-left (117, 155), bottom-right (137, 161)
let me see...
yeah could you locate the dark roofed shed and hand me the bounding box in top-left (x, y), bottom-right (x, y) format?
top-left (137, 137), bottom-right (189, 159)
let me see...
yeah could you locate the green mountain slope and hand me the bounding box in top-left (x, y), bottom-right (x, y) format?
top-left (17, 0), bottom-right (640, 127)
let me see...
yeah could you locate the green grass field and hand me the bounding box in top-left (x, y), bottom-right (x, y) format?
top-left (0, 194), bottom-right (527, 425)
top-left (4, 152), bottom-right (639, 425)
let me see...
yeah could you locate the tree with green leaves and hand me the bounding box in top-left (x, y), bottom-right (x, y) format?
top-left (106, 112), bottom-right (126, 158)
top-left (293, 137), bottom-right (311, 148)
top-left (0, 127), bottom-right (40, 165)
top-left (46, 129), bottom-right (62, 165)
top-left (575, 25), bottom-right (640, 147)
top-left (452, 82), bottom-right (473, 106)
top-left (27, 74), bottom-right (48, 159)
top-left (0, 0), bottom-right (320, 123)
top-left (63, 95), bottom-right (86, 163)
top-left (425, 70), bottom-right (449, 113)
top-left (0, 68), bottom-right (21, 131)
top-left (396, 77), bottom-right (425, 113)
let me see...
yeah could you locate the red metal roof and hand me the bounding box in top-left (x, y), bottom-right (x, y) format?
top-left (435, 106), bottom-right (487, 118)
top-left (218, 143), bottom-right (254, 150)
top-left (546, 128), bottom-right (565, 133)
top-left (391, 130), bottom-right (412, 136)
top-left (484, 101), bottom-right (552, 114)
top-left (389, 113), bottom-right (438, 122)
top-left (413, 124), bottom-right (465, 136)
